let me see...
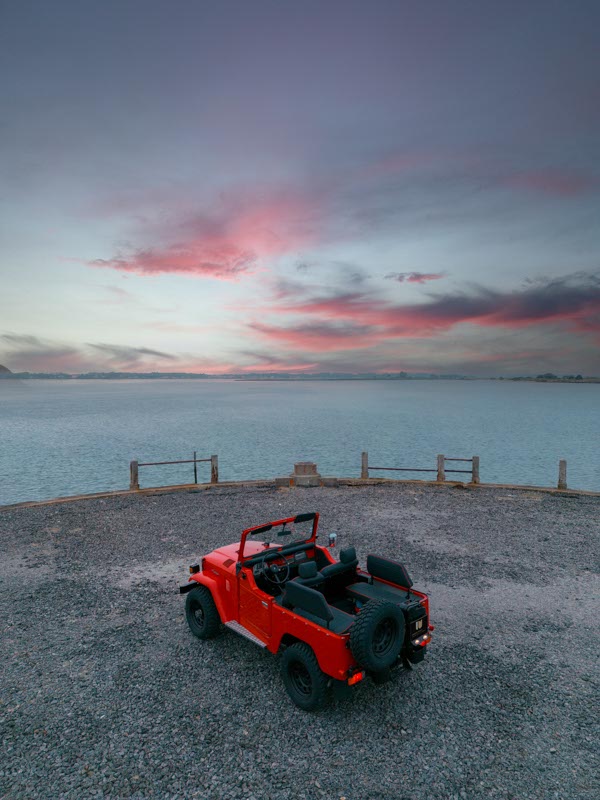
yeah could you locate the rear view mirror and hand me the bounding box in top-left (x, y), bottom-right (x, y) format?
top-left (328, 533), bottom-right (337, 548)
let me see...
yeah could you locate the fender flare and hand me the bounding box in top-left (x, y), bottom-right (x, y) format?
top-left (180, 574), bottom-right (227, 623)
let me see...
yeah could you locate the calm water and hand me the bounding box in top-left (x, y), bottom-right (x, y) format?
top-left (1, 379), bottom-right (599, 505)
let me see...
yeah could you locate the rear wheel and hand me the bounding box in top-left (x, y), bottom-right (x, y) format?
top-left (185, 586), bottom-right (221, 639)
top-left (349, 600), bottom-right (404, 672)
top-left (281, 643), bottom-right (329, 711)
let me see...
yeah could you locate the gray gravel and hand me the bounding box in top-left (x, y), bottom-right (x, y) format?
top-left (1, 484), bottom-right (599, 800)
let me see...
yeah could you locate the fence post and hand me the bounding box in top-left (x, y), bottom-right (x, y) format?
top-left (437, 454), bottom-right (445, 482)
top-left (472, 456), bottom-right (480, 484)
top-left (361, 451), bottom-right (369, 479)
top-left (211, 454), bottom-right (219, 484)
top-left (129, 460), bottom-right (139, 490)
top-left (193, 451), bottom-right (198, 484)
top-left (558, 459), bottom-right (567, 490)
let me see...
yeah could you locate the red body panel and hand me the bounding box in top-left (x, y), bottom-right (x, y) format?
top-left (185, 513), bottom-right (430, 682)
top-left (187, 541), bottom-right (353, 679)
top-left (268, 603), bottom-right (355, 679)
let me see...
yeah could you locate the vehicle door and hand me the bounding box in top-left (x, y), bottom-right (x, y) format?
top-left (238, 564), bottom-right (272, 639)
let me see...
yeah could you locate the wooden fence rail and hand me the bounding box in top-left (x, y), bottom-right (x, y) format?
top-left (361, 452), bottom-right (480, 484)
top-left (127, 451), bottom-right (570, 492)
top-left (129, 453), bottom-right (218, 490)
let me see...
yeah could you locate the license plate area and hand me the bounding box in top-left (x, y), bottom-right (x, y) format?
top-left (410, 616), bottom-right (428, 638)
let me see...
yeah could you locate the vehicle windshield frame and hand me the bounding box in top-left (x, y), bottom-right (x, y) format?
top-left (238, 513), bottom-right (319, 563)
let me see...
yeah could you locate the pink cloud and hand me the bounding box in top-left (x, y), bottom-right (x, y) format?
top-left (239, 359), bottom-right (319, 373)
top-left (502, 169), bottom-right (599, 197)
top-left (171, 360), bottom-right (236, 374)
top-left (361, 152), bottom-right (440, 180)
top-left (91, 242), bottom-right (254, 280)
top-left (249, 321), bottom-right (385, 352)
top-left (263, 274), bottom-right (600, 351)
top-left (89, 189), bottom-right (320, 279)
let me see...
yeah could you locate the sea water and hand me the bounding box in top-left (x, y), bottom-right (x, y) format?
top-left (1, 379), bottom-right (598, 504)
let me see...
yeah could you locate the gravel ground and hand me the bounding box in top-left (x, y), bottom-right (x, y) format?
top-left (1, 483), bottom-right (599, 800)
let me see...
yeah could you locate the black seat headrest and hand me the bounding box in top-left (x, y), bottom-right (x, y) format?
top-left (340, 546), bottom-right (357, 564)
top-left (298, 561), bottom-right (318, 579)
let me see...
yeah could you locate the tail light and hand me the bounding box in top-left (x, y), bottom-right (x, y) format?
top-left (413, 632), bottom-right (431, 647)
top-left (348, 671), bottom-right (365, 686)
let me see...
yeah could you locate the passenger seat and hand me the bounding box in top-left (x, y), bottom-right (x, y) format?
top-left (320, 546), bottom-right (358, 580)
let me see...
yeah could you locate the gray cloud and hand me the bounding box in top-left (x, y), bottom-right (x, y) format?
top-left (385, 272), bottom-right (446, 284)
top-left (272, 270), bottom-right (600, 335)
top-left (241, 270), bottom-right (600, 375)
top-left (0, 334), bottom-right (177, 373)
top-left (88, 343), bottom-right (175, 362)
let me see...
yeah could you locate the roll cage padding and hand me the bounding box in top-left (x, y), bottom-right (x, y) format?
top-left (282, 581), bottom-right (334, 625)
top-left (250, 523), bottom-right (273, 536)
top-left (366, 554), bottom-right (413, 588)
top-left (241, 541), bottom-right (315, 569)
top-left (294, 512), bottom-right (316, 524)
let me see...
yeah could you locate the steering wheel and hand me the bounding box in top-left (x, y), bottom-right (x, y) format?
top-left (260, 553), bottom-right (290, 586)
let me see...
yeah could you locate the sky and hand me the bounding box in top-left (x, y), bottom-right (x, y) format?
top-left (1, 0), bottom-right (599, 376)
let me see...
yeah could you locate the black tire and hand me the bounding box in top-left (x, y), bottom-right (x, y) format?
top-left (349, 600), bottom-right (405, 672)
top-left (281, 643), bottom-right (329, 711)
top-left (185, 586), bottom-right (221, 639)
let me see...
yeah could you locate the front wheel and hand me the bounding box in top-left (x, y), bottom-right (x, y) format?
top-left (281, 643), bottom-right (329, 711)
top-left (185, 586), bottom-right (221, 639)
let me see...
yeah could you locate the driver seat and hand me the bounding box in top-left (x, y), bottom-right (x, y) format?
top-left (293, 560), bottom-right (325, 588)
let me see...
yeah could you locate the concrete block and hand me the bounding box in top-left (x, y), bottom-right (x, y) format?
top-left (321, 477), bottom-right (339, 487)
top-left (294, 475), bottom-right (321, 487)
top-left (293, 462), bottom-right (319, 476)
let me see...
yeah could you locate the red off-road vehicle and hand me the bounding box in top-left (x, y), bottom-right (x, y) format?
top-left (180, 512), bottom-right (432, 710)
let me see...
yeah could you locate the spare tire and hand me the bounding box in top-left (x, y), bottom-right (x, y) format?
top-left (349, 600), bottom-right (405, 671)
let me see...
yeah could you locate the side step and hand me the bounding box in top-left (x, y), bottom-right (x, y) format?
top-left (224, 620), bottom-right (267, 648)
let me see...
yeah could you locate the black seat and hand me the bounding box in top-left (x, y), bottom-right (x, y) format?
top-left (346, 580), bottom-right (412, 606)
top-left (346, 554), bottom-right (414, 605)
top-left (321, 546), bottom-right (358, 580)
top-left (366, 554), bottom-right (413, 588)
top-left (293, 561), bottom-right (325, 588)
top-left (280, 581), bottom-right (354, 634)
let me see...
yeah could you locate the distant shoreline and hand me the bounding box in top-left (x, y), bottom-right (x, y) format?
top-left (1, 373), bottom-right (598, 383)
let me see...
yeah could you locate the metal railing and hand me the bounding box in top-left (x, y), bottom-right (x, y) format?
top-left (361, 451), bottom-right (480, 484)
top-left (129, 453), bottom-right (218, 490)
